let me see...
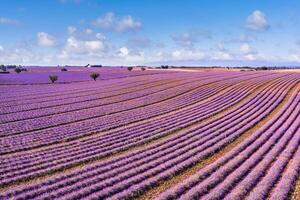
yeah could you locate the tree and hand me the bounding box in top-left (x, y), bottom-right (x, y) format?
top-left (127, 67), bottom-right (133, 71)
top-left (0, 65), bottom-right (6, 71)
top-left (15, 68), bottom-right (22, 73)
top-left (90, 72), bottom-right (100, 81)
top-left (90, 65), bottom-right (102, 68)
top-left (49, 75), bottom-right (58, 83)
top-left (61, 68), bottom-right (68, 71)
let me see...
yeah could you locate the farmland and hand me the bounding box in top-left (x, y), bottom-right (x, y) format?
top-left (1, 67), bottom-right (300, 200)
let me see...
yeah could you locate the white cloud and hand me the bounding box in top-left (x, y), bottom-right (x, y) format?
top-left (171, 49), bottom-right (206, 61)
top-left (172, 30), bottom-right (211, 49)
top-left (213, 51), bottom-right (233, 60)
top-left (64, 36), bottom-right (105, 55)
top-left (93, 12), bottom-right (142, 32)
top-left (84, 40), bottom-right (104, 51)
top-left (289, 54), bottom-right (300, 62)
top-left (0, 45), bottom-right (3, 51)
top-left (116, 15), bottom-right (142, 32)
top-left (95, 33), bottom-right (106, 40)
top-left (119, 46), bottom-right (129, 57)
top-left (37, 32), bottom-right (56, 47)
top-left (117, 46), bottom-right (144, 63)
top-left (68, 26), bottom-right (77, 35)
top-left (245, 10), bottom-right (270, 31)
top-left (240, 43), bottom-right (256, 54)
top-left (85, 29), bottom-right (93, 35)
top-left (0, 17), bottom-right (19, 25)
top-left (93, 12), bottom-right (114, 28)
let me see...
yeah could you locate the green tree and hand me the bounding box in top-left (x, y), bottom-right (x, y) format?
top-left (90, 72), bottom-right (100, 81)
top-left (49, 75), bottom-right (58, 83)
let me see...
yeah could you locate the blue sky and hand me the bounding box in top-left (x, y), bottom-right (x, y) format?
top-left (0, 0), bottom-right (300, 66)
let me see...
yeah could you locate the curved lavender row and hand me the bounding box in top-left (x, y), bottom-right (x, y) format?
top-left (245, 123), bottom-right (300, 200)
top-left (0, 75), bottom-right (157, 103)
top-left (0, 73), bottom-right (246, 136)
top-left (0, 76), bottom-right (278, 198)
top-left (0, 74), bottom-right (260, 152)
top-left (73, 77), bottom-right (299, 200)
top-left (0, 74), bottom-right (181, 109)
top-left (0, 79), bottom-right (174, 116)
top-left (268, 140), bottom-right (300, 199)
top-left (0, 74), bottom-right (292, 197)
top-left (0, 70), bottom-right (198, 100)
top-left (200, 100), bottom-right (300, 200)
top-left (0, 77), bottom-right (269, 175)
top-left (1, 72), bottom-right (232, 115)
top-left (0, 77), bottom-right (212, 135)
top-left (169, 97), bottom-right (300, 198)
top-left (51, 79), bottom-right (291, 199)
top-left (156, 84), bottom-right (299, 200)
top-left (0, 73), bottom-right (262, 123)
top-left (0, 68), bottom-right (168, 85)
top-left (0, 74), bottom-right (260, 111)
top-left (0, 75), bottom-right (263, 155)
top-left (0, 72), bottom-right (260, 114)
top-left (0, 72), bottom-right (168, 102)
top-left (0, 75), bottom-right (270, 188)
top-left (0, 74), bottom-right (283, 167)
top-left (156, 82), bottom-right (300, 200)
top-left (2, 72), bottom-right (244, 121)
top-left (0, 79), bottom-right (188, 123)
top-left (0, 76), bottom-right (255, 169)
top-left (0, 71), bottom-right (216, 102)
top-left (2, 72), bottom-right (251, 113)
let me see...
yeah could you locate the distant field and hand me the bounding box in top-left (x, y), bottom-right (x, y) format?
top-left (1, 67), bottom-right (300, 199)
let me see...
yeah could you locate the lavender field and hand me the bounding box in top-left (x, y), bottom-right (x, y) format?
top-left (0, 67), bottom-right (300, 199)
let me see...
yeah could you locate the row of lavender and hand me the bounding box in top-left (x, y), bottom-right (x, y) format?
top-left (0, 71), bottom-right (238, 121)
top-left (0, 71), bottom-right (184, 103)
top-left (1, 71), bottom-right (238, 114)
top-left (0, 74), bottom-right (268, 186)
top-left (0, 72), bottom-right (298, 199)
top-left (0, 73), bottom-right (263, 154)
top-left (0, 73), bottom-right (286, 188)
top-left (0, 67), bottom-right (168, 85)
top-left (157, 80), bottom-right (300, 199)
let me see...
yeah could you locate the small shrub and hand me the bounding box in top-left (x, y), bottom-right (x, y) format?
top-left (21, 68), bottom-right (27, 72)
top-left (0, 65), bottom-right (6, 71)
top-left (127, 67), bottom-right (133, 71)
top-left (15, 68), bottom-right (22, 73)
top-left (90, 65), bottom-right (102, 68)
top-left (90, 73), bottom-right (100, 81)
top-left (61, 68), bottom-right (68, 72)
top-left (141, 67), bottom-right (146, 71)
top-left (49, 75), bottom-right (58, 83)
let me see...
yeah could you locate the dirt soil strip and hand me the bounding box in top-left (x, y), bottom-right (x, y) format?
top-left (291, 163), bottom-right (300, 199)
top-left (135, 79), bottom-right (300, 200)
top-left (0, 75), bottom-right (283, 193)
